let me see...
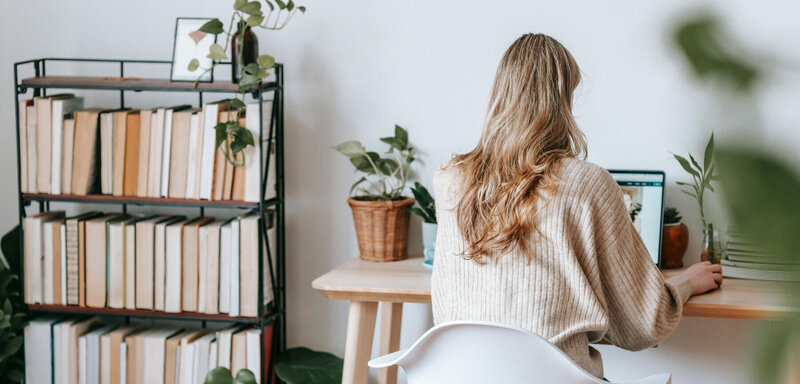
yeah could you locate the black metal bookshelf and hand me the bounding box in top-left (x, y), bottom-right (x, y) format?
top-left (13, 58), bottom-right (287, 384)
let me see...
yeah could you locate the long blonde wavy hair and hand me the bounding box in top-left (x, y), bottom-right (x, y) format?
top-left (449, 33), bottom-right (587, 263)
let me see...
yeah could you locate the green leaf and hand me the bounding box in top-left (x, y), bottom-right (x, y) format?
top-left (274, 0), bottom-right (287, 10)
top-left (207, 43), bottom-right (228, 61)
top-left (675, 181), bottom-right (691, 186)
top-left (350, 152), bottom-right (380, 174)
top-left (233, 0), bottom-right (247, 11)
top-left (239, 1), bottom-right (263, 16)
top-left (673, 154), bottom-right (700, 178)
top-left (333, 141), bottom-right (366, 158)
top-left (394, 125), bottom-right (408, 147)
top-left (187, 58), bottom-right (200, 72)
top-left (349, 177), bottom-right (367, 195)
top-left (238, 74), bottom-right (259, 91)
top-left (198, 19), bottom-right (224, 35)
top-left (287, 0), bottom-right (295, 11)
top-left (264, 0), bottom-right (275, 11)
top-left (244, 63), bottom-right (260, 76)
top-left (233, 369), bottom-right (257, 384)
top-left (681, 190), bottom-right (697, 198)
top-left (379, 137), bottom-right (404, 151)
top-left (275, 347), bottom-right (343, 384)
top-left (215, 122), bottom-right (229, 149)
top-left (229, 99), bottom-right (246, 109)
top-left (378, 158), bottom-right (398, 175)
top-left (689, 153), bottom-right (702, 173)
top-left (257, 55), bottom-right (276, 69)
top-left (204, 366), bottom-right (233, 384)
top-left (246, 15), bottom-right (264, 27)
top-left (298, 5), bottom-right (306, 13)
top-left (7, 369), bottom-right (23, 382)
top-left (1, 335), bottom-right (21, 358)
top-left (704, 133), bottom-right (714, 170)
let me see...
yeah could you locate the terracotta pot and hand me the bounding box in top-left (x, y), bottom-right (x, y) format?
top-left (348, 197), bottom-right (415, 262)
top-left (661, 223), bottom-right (689, 269)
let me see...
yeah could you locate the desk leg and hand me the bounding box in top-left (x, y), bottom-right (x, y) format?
top-left (378, 302), bottom-right (403, 384)
top-left (342, 301), bottom-right (378, 384)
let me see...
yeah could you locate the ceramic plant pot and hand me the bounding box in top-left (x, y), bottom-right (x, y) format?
top-left (661, 223), bottom-right (689, 269)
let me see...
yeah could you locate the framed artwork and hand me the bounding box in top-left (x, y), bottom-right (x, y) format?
top-left (171, 17), bottom-right (217, 82)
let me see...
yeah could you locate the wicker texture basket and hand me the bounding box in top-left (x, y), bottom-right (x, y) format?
top-left (348, 197), bottom-right (415, 262)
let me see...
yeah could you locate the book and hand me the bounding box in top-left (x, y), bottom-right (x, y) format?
top-left (168, 109), bottom-right (198, 198)
top-left (219, 221), bottom-right (233, 314)
top-left (108, 216), bottom-right (138, 309)
top-left (35, 94), bottom-right (74, 193)
top-left (123, 111), bottom-right (142, 196)
top-left (178, 330), bottom-right (209, 384)
top-left (147, 107), bottom-right (166, 198)
top-left (60, 223), bottom-right (67, 304)
top-left (134, 215), bottom-right (171, 310)
top-left (229, 216), bottom-right (241, 316)
top-left (722, 257), bottom-right (800, 282)
top-left (165, 330), bottom-right (196, 384)
top-left (66, 212), bottom-right (103, 306)
top-left (51, 96), bottom-right (84, 194)
top-left (240, 213), bottom-right (262, 317)
top-left (67, 318), bottom-right (97, 384)
top-left (43, 217), bottom-right (65, 304)
top-left (100, 110), bottom-right (115, 195)
top-left (231, 328), bottom-right (247, 376)
top-left (85, 214), bottom-right (122, 308)
top-left (221, 113), bottom-right (237, 200)
top-left (136, 109), bottom-right (153, 197)
top-left (231, 113), bottom-right (248, 201)
top-left (155, 216), bottom-right (185, 311)
top-left (113, 110), bottom-right (132, 196)
top-left (202, 219), bottom-right (226, 315)
top-left (245, 100), bottom-right (275, 202)
top-left (72, 109), bottom-right (105, 195)
top-left (80, 324), bottom-right (116, 384)
top-left (53, 318), bottom-right (72, 384)
top-left (165, 217), bottom-right (192, 312)
top-left (162, 105), bottom-right (192, 197)
top-left (23, 210), bottom-right (64, 304)
top-left (26, 104), bottom-right (37, 193)
top-left (216, 325), bottom-right (241, 369)
top-left (18, 99), bottom-right (32, 193)
top-left (100, 325), bottom-right (138, 384)
top-left (185, 110), bottom-right (204, 199)
top-left (200, 100), bottom-right (229, 200)
top-left (246, 328), bottom-right (262, 383)
top-left (61, 117), bottom-right (76, 194)
top-left (24, 317), bottom-right (59, 384)
top-left (190, 332), bottom-right (217, 384)
top-left (143, 329), bottom-right (181, 384)
top-left (182, 217), bottom-right (214, 312)
top-left (124, 217), bottom-right (140, 310)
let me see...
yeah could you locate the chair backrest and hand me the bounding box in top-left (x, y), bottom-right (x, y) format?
top-left (369, 321), bottom-right (606, 384)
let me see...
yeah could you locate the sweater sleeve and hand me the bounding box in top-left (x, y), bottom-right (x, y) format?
top-left (588, 170), bottom-right (694, 351)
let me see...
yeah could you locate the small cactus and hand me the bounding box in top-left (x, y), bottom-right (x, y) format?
top-left (664, 207), bottom-right (683, 225)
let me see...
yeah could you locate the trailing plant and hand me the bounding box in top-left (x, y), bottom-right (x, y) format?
top-left (190, 0), bottom-right (306, 166)
top-left (663, 207), bottom-right (683, 225)
top-left (0, 226), bottom-right (26, 384)
top-left (410, 182), bottom-right (436, 223)
top-left (275, 347), bottom-right (343, 384)
top-left (672, 133), bottom-right (717, 231)
top-left (204, 367), bottom-right (257, 384)
top-left (334, 125), bottom-right (416, 201)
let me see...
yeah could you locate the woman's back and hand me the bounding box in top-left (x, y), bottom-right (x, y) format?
top-left (431, 157), bottom-right (693, 378)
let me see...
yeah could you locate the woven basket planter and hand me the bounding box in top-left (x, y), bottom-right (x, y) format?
top-left (348, 197), bottom-right (415, 262)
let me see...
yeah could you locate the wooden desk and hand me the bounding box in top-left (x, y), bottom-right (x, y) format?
top-left (312, 257), bottom-right (798, 384)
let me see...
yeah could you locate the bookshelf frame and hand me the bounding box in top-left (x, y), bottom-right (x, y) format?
top-left (13, 57), bottom-right (287, 384)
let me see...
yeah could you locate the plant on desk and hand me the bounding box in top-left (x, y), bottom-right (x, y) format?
top-left (411, 182), bottom-right (438, 263)
top-left (0, 226), bottom-right (27, 384)
top-left (671, 134), bottom-right (720, 263)
top-left (334, 125), bottom-right (416, 262)
top-left (189, 0), bottom-right (307, 166)
top-left (661, 207), bottom-right (688, 269)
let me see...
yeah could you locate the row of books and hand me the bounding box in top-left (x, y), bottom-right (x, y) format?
top-left (23, 211), bottom-right (275, 317)
top-left (18, 95), bottom-right (275, 201)
top-left (721, 229), bottom-right (800, 282)
top-left (25, 317), bottom-right (273, 384)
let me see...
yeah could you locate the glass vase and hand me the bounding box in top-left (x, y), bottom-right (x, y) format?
top-left (701, 224), bottom-right (722, 264)
top-left (231, 23), bottom-right (258, 83)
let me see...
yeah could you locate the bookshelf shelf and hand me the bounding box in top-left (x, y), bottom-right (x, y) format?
top-left (28, 304), bottom-right (277, 324)
top-left (23, 193), bottom-right (263, 209)
top-left (13, 58), bottom-right (287, 384)
top-left (19, 76), bottom-right (278, 93)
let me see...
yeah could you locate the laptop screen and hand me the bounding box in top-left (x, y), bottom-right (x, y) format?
top-left (608, 170), bottom-right (665, 266)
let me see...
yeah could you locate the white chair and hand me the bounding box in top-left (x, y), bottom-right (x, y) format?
top-left (368, 321), bottom-right (671, 384)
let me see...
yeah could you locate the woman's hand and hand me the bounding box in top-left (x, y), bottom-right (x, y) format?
top-left (682, 261), bottom-right (723, 295)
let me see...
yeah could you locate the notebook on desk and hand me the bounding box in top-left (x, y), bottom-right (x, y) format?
top-left (608, 170), bottom-right (665, 267)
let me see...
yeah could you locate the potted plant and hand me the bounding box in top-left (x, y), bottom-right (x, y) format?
top-left (672, 134), bottom-right (720, 263)
top-left (410, 182), bottom-right (437, 266)
top-left (0, 226), bottom-right (27, 384)
top-left (334, 125), bottom-right (416, 262)
top-left (204, 347), bottom-right (343, 384)
top-left (661, 207), bottom-right (689, 269)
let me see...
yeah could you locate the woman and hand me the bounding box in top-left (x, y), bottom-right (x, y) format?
top-left (431, 33), bottom-right (722, 379)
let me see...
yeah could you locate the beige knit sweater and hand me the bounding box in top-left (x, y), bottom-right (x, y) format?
top-left (431, 158), bottom-right (693, 378)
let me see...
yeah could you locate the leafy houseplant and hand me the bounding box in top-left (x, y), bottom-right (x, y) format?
top-left (410, 183), bottom-right (437, 261)
top-left (672, 134), bottom-right (720, 263)
top-left (334, 125), bottom-right (417, 261)
top-left (0, 226), bottom-right (26, 383)
top-left (190, 0), bottom-right (306, 166)
top-left (661, 207), bottom-right (689, 269)
top-left (274, 347), bottom-right (344, 384)
top-left (204, 367), bottom-right (257, 384)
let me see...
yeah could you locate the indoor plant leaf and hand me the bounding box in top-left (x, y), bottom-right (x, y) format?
top-left (275, 347), bottom-right (343, 384)
top-left (246, 15), bottom-right (264, 27)
top-left (394, 125), bottom-right (408, 148)
top-left (207, 43), bottom-right (228, 61)
top-left (703, 134), bottom-right (714, 171)
top-left (233, 369), bottom-right (257, 384)
top-left (274, 0), bottom-right (287, 10)
top-left (229, 99), bottom-right (246, 109)
top-left (239, 1), bottom-right (263, 16)
top-left (333, 141), bottom-right (366, 158)
top-left (204, 366), bottom-right (233, 384)
top-left (672, 154), bottom-right (700, 177)
top-left (198, 19), bottom-right (224, 35)
top-left (257, 55), bottom-right (276, 69)
top-left (298, 6), bottom-right (306, 13)
top-left (187, 58), bottom-right (200, 72)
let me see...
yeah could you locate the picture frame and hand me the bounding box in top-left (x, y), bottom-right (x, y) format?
top-left (170, 17), bottom-right (217, 82)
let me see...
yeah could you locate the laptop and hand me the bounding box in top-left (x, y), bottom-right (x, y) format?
top-left (608, 170), bottom-right (666, 267)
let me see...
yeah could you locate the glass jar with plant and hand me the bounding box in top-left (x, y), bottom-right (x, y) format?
top-left (188, 0), bottom-right (306, 166)
top-left (334, 125), bottom-right (417, 262)
top-left (410, 182), bottom-right (437, 268)
top-left (672, 134), bottom-right (721, 263)
top-left (661, 207), bottom-right (689, 269)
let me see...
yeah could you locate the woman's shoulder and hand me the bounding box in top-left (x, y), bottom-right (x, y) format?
top-left (557, 158), bottom-right (620, 197)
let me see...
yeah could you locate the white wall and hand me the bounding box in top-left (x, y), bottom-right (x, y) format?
top-left (2, 0), bottom-right (799, 382)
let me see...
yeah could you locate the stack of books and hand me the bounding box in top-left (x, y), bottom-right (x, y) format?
top-left (23, 211), bottom-right (276, 317)
top-left (721, 229), bottom-right (800, 282)
top-left (25, 318), bottom-right (273, 384)
top-left (18, 95), bottom-right (275, 201)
